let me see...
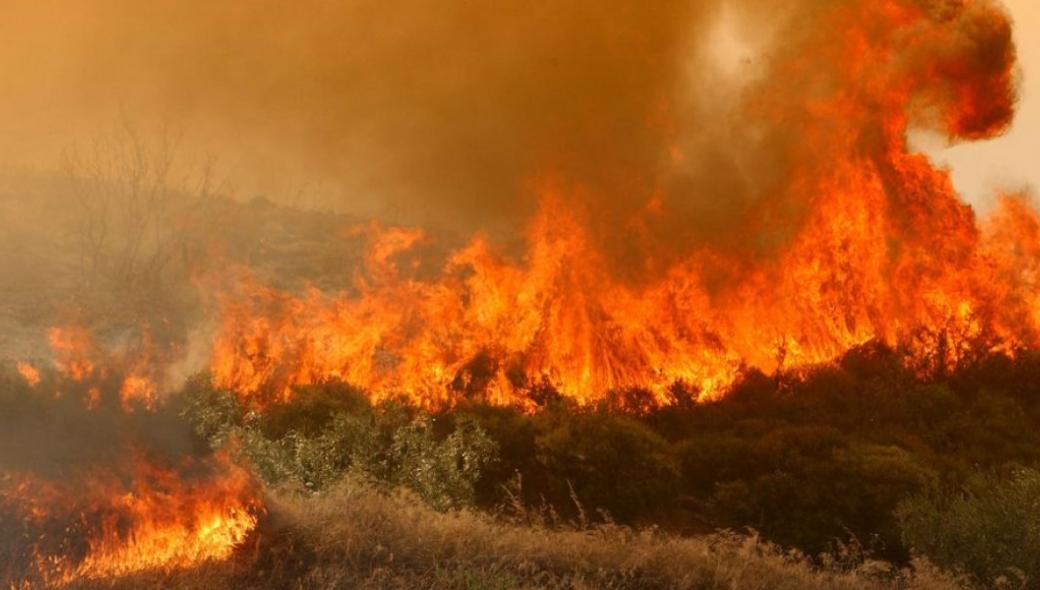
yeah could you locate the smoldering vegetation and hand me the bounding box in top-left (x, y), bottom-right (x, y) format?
top-left (0, 371), bottom-right (195, 476)
top-left (0, 133), bottom-right (371, 363)
top-left (0, 365), bottom-right (258, 587)
top-left (0, 138), bottom-right (364, 585)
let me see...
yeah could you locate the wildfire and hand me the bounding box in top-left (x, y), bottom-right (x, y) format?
top-left (0, 0), bottom-right (1034, 585)
top-left (4, 455), bottom-right (259, 586)
top-left (43, 326), bottom-right (162, 411)
top-left (209, 0), bottom-right (1034, 410)
top-left (2, 331), bottom-right (262, 587)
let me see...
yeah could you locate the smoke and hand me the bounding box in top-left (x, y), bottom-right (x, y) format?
top-left (0, 0), bottom-right (1020, 273)
top-left (0, 1), bottom-right (793, 231)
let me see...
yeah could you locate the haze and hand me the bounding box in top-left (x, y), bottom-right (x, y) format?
top-left (0, 0), bottom-right (1033, 226)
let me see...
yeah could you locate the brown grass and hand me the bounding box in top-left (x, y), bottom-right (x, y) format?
top-left (76, 481), bottom-right (973, 590)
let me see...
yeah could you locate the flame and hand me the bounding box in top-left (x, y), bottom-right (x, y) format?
top-left (43, 326), bottom-right (161, 410)
top-left (212, 201), bottom-right (746, 408)
top-left (3, 332), bottom-right (262, 586)
top-left (16, 362), bottom-right (40, 387)
top-left (118, 374), bottom-right (156, 411)
top-left (47, 327), bottom-right (96, 382)
top-left (209, 0), bottom-right (1032, 411)
top-left (4, 455), bottom-right (259, 586)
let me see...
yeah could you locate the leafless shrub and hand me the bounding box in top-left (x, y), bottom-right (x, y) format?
top-left (61, 119), bottom-right (218, 305)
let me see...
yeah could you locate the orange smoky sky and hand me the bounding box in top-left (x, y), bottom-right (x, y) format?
top-left (0, 1), bottom-right (720, 227)
top-left (0, 0), bottom-right (1032, 235)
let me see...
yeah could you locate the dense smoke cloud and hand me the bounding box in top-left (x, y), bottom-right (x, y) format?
top-left (0, 0), bottom-right (1019, 272)
top-left (0, 1), bottom-right (792, 235)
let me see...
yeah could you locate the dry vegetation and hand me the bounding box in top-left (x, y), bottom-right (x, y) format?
top-left (89, 482), bottom-right (968, 590)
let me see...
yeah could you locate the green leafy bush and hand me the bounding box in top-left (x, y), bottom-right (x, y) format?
top-left (181, 379), bottom-right (498, 510)
top-left (896, 468), bottom-right (1040, 587)
top-left (532, 411), bottom-right (680, 522)
top-left (387, 414), bottom-right (498, 510)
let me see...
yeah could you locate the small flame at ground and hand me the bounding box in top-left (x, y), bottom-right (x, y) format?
top-left (16, 362), bottom-right (40, 387)
top-left (3, 332), bottom-right (262, 587)
top-left (5, 455), bottom-right (259, 586)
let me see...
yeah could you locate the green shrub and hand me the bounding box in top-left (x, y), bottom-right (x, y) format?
top-left (231, 411), bottom-right (381, 490)
top-left (178, 374), bottom-right (244, 445)
top-left (706, 443), bottom-right (933, 559)
top-left (533, 411), bottom-right (679, 521)
top-left (175, 347), bottom-right (1040, 569)
top-left (181, 379), bottom-right (498, 510)
top-left (386, 414), bottom-right (498, 511)
top-left (896, 468), bottom-right (1040, 587)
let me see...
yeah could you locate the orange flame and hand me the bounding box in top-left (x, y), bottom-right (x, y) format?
top-left (44, 325), bottom-right (162, 410)
top-left (16, 361), bottom-right (40, 387)
top-left (47, 326), bottom-right (96, 383)
top-left (212, 198), bottom-right (745, 408)
top-left (5, 455), bottom-right (259, 586)
top-left (4, 331), bottom-right (262, 586)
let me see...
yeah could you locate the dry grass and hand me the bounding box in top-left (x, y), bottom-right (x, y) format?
top-left (86, 481), bottom-right (970, 590)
